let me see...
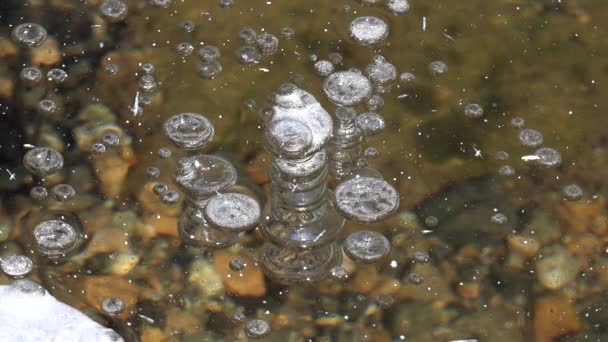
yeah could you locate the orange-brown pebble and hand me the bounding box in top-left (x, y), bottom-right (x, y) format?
top-left (165, 307), bottom-right (202, 335)
top-left (457, 282), bottom-right (480, 300)
top-left (555, 197), bottom-right (605, 234)
top-left (31, 38), bottom-right (61, 66)
top-left (144, 214), bottom-right (178, 237)
top-left (506, 234), bottom-right (540, 259)
top-left (533, 295), bottom-right (581, 342)
top-left (85, 276), bottom-right (140, 320)
top-left (213, 251), bottom-right (267, 297)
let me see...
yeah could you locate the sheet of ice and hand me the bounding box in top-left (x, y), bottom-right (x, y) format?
top-left (0, 280), bottom-right (123, 342)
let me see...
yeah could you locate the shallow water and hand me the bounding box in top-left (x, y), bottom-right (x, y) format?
top-left (1, 0), bottom-right (608, 341)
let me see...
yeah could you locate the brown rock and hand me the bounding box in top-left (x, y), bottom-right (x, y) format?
top-left (165, 307), bottom-right (202, 335)
top-left (0, 77), bottom-right (14, 98)
top-left (144, 213), bottom-right (178, 237)
top-left (85, 276), bottom-right (140, 319)
top-left (86, 227), bottom-right (130, 255)
top-left (506, 234), bottom-right (540, 259)
top-left (213, 251), bottom-right (266, 297)
top-left (30, 37), bottom-right (61, 66)
top-left (141, 327), bottom-right (166, 342)
top-left (0, 39), bottom-right (18, 58)
top-left (456, 282), bottom-right (480, 299)
top-left (351, 264), bottom-right (380, 294)
top-left (555, 196), bottom-right (605, 234)
top-left (93, 154), bottom-right (133, 198)
top-left (533, 295), bottom-right (581, 342)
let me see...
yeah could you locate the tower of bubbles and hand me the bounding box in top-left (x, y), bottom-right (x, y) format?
top-left (164, 113), bottom-right (261, 248)
top-left (258, 84), bottom-right (346, 283)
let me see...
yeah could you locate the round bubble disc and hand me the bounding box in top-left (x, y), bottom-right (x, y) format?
top-left (323, 70), bottom-right (372, 107)
top-left (334, 176), bottom-right (399, 223)
top-left (163, 112), bottom-right (215, 150)
top-left (33, 220), bottom-right (79, 258)
top-left (204, 193), bottom-right (261, 232)
top-left (23, 146), bottom-right (64, 177)
top-left (172, 154), bottom-right (237, 197)
top-left (343, 230), bottom-right (390, 263)
top-left (265, 119), bottom-right (313, 159)
top-left (355, 112), bottom-right (385, 137)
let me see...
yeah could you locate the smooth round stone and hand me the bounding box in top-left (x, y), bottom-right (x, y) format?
top-left (518, 128), bottom-right (544, 148)
top-left (348, 16), bottom-right (388, 46)
top-left (12, 23), bottom-right (47, 47)
top-left (164, 113), bottom-right (215, 150)
top-left (0, 255), bottom-right (34, 278)
top-left (464, 103), bottom-right (484, 118)
top-left (562, 184), bottom-right (583, 201)
top-left (100, 0), bottom-right (128, 22)
top-left (100, 297), bottom-right (125, 315)
top-left (334, 176), bottom-right (399, 223)
top-left (343, 230), bottom-right (390, 263)
top-left (51, 184), bottom-right (75, 202)
top-left (204, 193), bottom-right (261, 232)
top-left (33, 220), bottom-right (79, 258)
top-left (323, 70), bottom-right (372, 106)
top-left (172, 154), bottom-right (237, 197)
top-left (274, 150), bottom-right (327, 178)
top-left (266, 119), bottom-right (313, 158)
top-left (23, 147), bottom-right (64, 177)
top-left (534, 147), bottom-right (562, 168)
top-left (245, 319), bottom-right (271, 338)
top-left (355, 112), bottom-right (385, 136)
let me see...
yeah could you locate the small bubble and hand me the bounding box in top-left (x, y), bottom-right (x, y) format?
top-left (309, 54), bottom-right (318, 62)
top-left (335, 177), bottom-right (399, 223)
top-left (343, 230), bottom-right (391, 263)
top-left (218, 0), bottom-right (234, 8)
top-left (429, 61), bottom-right (448, 76)
top-left (47, 68), bottom-right (68, 83)
top-left (102, 133), bottom-right (120, 147)
top-left (329, 266), bottom-right (349, 281)
top-left (139, 74), bottom-right (157, 92)
top-left (20, 67), bottom-right (42, 84)
top-left (101, 297), bottom-right (125, 315)
top-left (180, 20), bottom-right (195, 33)
top-left (375, 294), bottom-right (395, 309)
top-left (408, 272), bottom-right (424, 284)
top-left (152, 183), bottom-right (168, 196)
top-left (255, 33), bottom-right (279, 56)
top-left (141, 63), bottom-right (155, 74)
top-left (238, 27), bottom-right (257, 44)
top-left (0, 255), bottom-right (34, 278)
top-left (355, 112), bottom-right (385, 136)
top-left (510, 117), bottom-right (525, 128)
top-left (399, 72), bottom-right (415, 83)
top-left (328, 52), bottom-right (343, 65)
top-left (349, 16), bottom-right (389, 46)
top-left (12, 22), bottom-right (47, 47)
top-left (38, 99), bottom-right (57, 114)
top-left (145, 166), bottom-right (160, 178)
top-left (464, 103), bottom-right (484, 119)
top-left (229, 258), bottom-right (246, 271)
top-left (232, 312), bottom-right (246, 324)
top-left (235, 45), bottom-right (262, 65)
top-left (103, 63), bottom-right (119, 75)
top-left (100, 0), bottom-right (128, 22)
top-left (51, 183), bottom-right (76, 202)
top-left (245, 319), bottom-right (271, 338)
top-left (160, 190), bottom-right (180, 205)
top-left (164, 112), bottom-right (215, 150)
top-left (30, 186), bottom-right (48, 200)
top-left (23, 146), bottom-right (64, 176)
top-left (518, 128), bottom-right (544, 148)
top-left (387, 0), bottom-right (410, 14)
top-left (313, 60), bottom-right (334, 77)
top-left (280, 27), bottom-right (295, 39)
top-left (494, 151), bottom-right (509, 160)
top-left (366, 55), bottom-right (397, 85)
top-left (364, 147), bottom-right (379, 158)
top-left (562, 184), bottom-right (583, 201)
top-left (91, 143), bottom-right (106, 155)
top-left (158, 147), bottom-right (172, 159)
top-left (490, 213), bottom-right (508, 225)
top-left (366, 95), bottom-right (384, 111)
top-left (33, 220), bottom-right (79, 259)
top-left (242, 98), bottom-right (256, 110)
top-left (424, 216), bottom-right (438, 227)
top-left (198, 60), bottom-right (223, 79)
top-left (176, 42), bottom-right (194, 57)
top-left (148, 0), bottom-right (173, 8)
top-left (413, 251), bottom-right (429, 263)
top-left (288, 73), bottom-right (304, 85)
top-left (498, 165), bottom-right (515, 176)
top-left (265, 119), bottom-right (313, 158)
top-left (173, 155), bottom-right (237, 197)
top-left (534, 147), bottom-right (562, 168)
top-left (323, 70), bottom-right (372, 106)
top-left (204, 193), bottom-right (261, 232)
top-left (198, 45), bottom-right (221, 62)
